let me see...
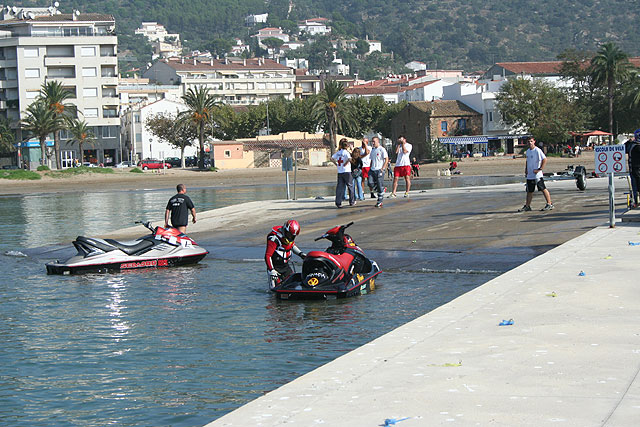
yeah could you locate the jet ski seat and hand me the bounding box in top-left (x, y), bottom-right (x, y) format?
top-left (75, 236), bottom-right (116, 253)
top-left (104, 238), bottom-right (154, 255)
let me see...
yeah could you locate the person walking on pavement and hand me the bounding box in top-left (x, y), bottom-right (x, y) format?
top-left (360, 138), bottom-right (374, 198)
top-left (369, 136), bottom-right (389, 208)
top-left (390, 135), bottom-right (412, 198)
top-left (518, 137), bottom-right (553, 212)
top-left (165, 184), bottom-right (196, 233)
top-left (626, 129), bottom-right (640, 208)
top-left (331, 138), bottom-right (355, 208)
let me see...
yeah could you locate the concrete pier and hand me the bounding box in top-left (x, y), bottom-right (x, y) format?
top-left (207, 211), bottom-right (640, 425)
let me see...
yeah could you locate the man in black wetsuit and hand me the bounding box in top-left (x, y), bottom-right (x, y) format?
top-left (164, 184), bottom-right (196, 233)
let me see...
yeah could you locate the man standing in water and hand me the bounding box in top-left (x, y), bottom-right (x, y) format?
top-left (518, 137), bottom-right (553, 212)
top-left (165, 184), bottom-right (197, 233)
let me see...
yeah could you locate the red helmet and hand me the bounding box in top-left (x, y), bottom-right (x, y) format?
top-left (282, 219), bottom-right (301, 241)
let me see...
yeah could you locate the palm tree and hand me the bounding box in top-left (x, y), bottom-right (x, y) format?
top-left (21, 100), bottom-right (61, 166)
top-left (177, 86), bottom-right (220, 169)
top-left (65, 118), bottom-right (96, 165)
top-left (313, 80), bottom-right (356, 154)
top-left (589, 42), bottom-right (633, 136)
top-left (38, 81), bottom-right (75, 168)
top-left (0, 118), bottom-right (15, 154)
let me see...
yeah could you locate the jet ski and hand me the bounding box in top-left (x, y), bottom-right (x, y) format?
top-left (271, 222), bottom-right (381, 299)
top-left (46, 221), bottom-right (208, 274)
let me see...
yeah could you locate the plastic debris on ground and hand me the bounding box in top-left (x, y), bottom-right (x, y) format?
top-left (499, 319), bottom-right (514, 326)
top-left (382, 417), bottom-right (410, 426)
top-left (628, 241), bottom-right (640, 246)
top-left (578, 271), bottom-right (586, 276)
top-left (546, 291), bottom-right (557, 297)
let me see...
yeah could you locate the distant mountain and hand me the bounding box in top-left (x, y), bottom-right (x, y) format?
top-left (30, 0), bottom-right (640, 70)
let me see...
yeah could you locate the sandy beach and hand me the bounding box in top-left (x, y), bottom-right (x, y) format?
top-left (2, 155), bottom-right (595, 195)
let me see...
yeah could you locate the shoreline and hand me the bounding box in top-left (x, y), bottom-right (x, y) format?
top-left (0, 156), bottom-right (594, 196)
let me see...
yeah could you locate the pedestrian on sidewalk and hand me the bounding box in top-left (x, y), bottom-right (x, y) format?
top-left (390, 135), bottom-right (412, 198)
top-left (369, 136), bottom-right (389, 208)
top-left (331, 138), bottom-right (355, 208)
top-left (360, 138), bottom-right (374, 198)
top-left (165, 184), bottom-right (196, 233)
top-left (518, 137), bottom-right (553, 212)
top-left (626, 129), bottom-right (640, 208)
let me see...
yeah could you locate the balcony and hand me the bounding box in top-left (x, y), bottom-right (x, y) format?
top-left (0, 79), bottom-right (18, 89)
top-left (44, 56), bottom-right (77, 67)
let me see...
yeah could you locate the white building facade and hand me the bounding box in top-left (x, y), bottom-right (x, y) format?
top-left (143, 57), bottom-right (296, 105)
top-left (0, 5), bottom-right (120, 168)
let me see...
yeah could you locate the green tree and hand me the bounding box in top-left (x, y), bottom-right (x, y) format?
top-left (0, 118), bottom-right (15, 155)
top-left (589, 42), bottom-right (633, 137)
top-left (38, 81), bottom-right (75, 169)
top-left (261, 37), bottom-right (284, 59)
top-left (177, 86), bottom-right (220, 169)
top-left (496, 78), bottom-right (587, 149)
top-left (354, 40), bottom-right (370, 57)
top-left (313, 80), bottom-right (356, 154)
top-left (65, 118), bottom-right (96, 165)
top-left (206, 38), bottom-right (233, 57)
top-left (21, 100), bottom-right (61, 167)
top-left (146, 113), bottom-right (198, 168)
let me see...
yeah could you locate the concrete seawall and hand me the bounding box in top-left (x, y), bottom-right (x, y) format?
top-left (207, 214), bottom-right (640, 425)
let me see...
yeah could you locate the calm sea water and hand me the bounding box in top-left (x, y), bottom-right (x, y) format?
top-left (0, 177), bottom-right (510, 426)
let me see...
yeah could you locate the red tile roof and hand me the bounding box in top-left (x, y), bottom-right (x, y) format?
top-left (242, 138), bottom-right (329, 151)
top-left (496, 61), bottom-right (563, 75)
top-left (164, 58), bottom-right (290, 71)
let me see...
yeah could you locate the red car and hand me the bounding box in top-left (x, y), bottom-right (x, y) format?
top-left (137, 159), bottom-right (172, 170)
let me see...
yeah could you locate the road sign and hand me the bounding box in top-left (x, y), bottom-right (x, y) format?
top-left (594, 144), bottom-right (626, 174)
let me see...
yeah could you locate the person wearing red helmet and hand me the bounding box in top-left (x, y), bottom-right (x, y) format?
top-left (265, 220), bottom-right (306, 288)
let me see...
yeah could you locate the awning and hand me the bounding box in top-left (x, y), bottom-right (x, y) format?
top-left (439, 136), bottom-right (489, 144)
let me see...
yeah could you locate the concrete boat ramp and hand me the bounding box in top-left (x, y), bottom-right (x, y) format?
top-left (208, 212), bottom-right (640, 426)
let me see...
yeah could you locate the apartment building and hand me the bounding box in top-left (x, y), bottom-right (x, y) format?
top-left (0, 5), bottom-right (119, 168)
top-left (143, 57), bottom-right (296, 105)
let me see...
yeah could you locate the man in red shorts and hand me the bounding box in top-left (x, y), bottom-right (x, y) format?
top-left (390, 135), bottom-right (413, 198)
top-left (360, 137), bottom-right (374, 198)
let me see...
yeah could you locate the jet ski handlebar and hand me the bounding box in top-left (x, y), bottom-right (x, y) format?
top-left (135, 221), bottom-right (155, 232)
top-left (314, 222), bottom-right (354, 241)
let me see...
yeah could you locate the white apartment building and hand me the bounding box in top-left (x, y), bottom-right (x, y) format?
top-left (0, 5), bottom-right (120, 168)
top-left (134, 22), bottom-right (181, 59)
top-left (143, 57), bottom-right (296, 105)
top-left (120, 98), bottom-right (197, 162)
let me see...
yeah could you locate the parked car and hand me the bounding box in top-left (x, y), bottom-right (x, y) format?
top-left (137, 159), bottom-right (172, 170)
top-left (185, 156), bottom-right (198, 167)
top-left (115, 161), bottom-right (134, 168)
top-left (165, 157), bottom-right (181, 167)
top-left (82, 162), bottom-right (98, 168)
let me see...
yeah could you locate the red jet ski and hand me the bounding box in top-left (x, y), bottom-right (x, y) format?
top-left (271, 222), bottom-right (381, 299)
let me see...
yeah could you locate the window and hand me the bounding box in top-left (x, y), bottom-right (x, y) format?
top-left (134, 114), bottom-right (141, 123)
top-left (135, 133), bottom-right (142, 142)
top-left (441, 121), bottom-right (448, 132)
top-left (488, 111), bottom-right (493, 122)
top-left (80, 46), bottom-right (96, 57)
top-left (83, 87), bottom-right (98, 97)
top-left (82, 67), bottom-right (97, 77)
top-left (24, 47), bottom-right (39, 58)
top-left (25, 68), bottom-right (40, 78)
top-left (84, 108), bottom-right (98, 118)
top-left (101, 126), bottom-right (117, 138)
top-left (458, 118), bottom-right (467, 130)
top-left (224, 150), bottom-right (231, 158)
top-left (26, 91), bottom-right (39, 99)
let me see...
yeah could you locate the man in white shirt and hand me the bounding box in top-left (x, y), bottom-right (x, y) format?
top-left (390, 135), bottom-right (413, 198)
top-left (330, 138), bottom-right (355, 208)
top-left (518, 137), bottom-right (553, 212)
top-left (360, 137), bottom-right (374, 198)
top-left (369, 136), bottom-right (389, 207)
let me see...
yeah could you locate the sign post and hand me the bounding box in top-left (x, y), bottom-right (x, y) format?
top-left (594, 144), bottom-right (626, 228)
top-left (282, 156), bottom-right (293, 200)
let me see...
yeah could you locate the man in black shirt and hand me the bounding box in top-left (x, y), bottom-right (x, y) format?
top-left (627, 130), bottom-right (640, 208)
top-left (165, 184), bottom-right (196, 233)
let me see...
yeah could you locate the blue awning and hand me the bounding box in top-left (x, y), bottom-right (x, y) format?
top-left (15, 140), bottom-right (54, 148)
top-left (439, 136), bottom-right (489, 144)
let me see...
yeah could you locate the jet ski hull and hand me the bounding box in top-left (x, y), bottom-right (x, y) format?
top-left (46, 251), bottom-right (208, 275)
top-left (273, 261), bottom-right (381, 300)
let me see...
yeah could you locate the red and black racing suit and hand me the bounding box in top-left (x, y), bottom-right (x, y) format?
top-left (265, 225), bottom-right (304, 280)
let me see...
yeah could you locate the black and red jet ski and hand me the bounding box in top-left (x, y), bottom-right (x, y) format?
top-left (271, 222), bottom-right (381, 299)
top-left (46, 221), bottom-right (208, 274)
